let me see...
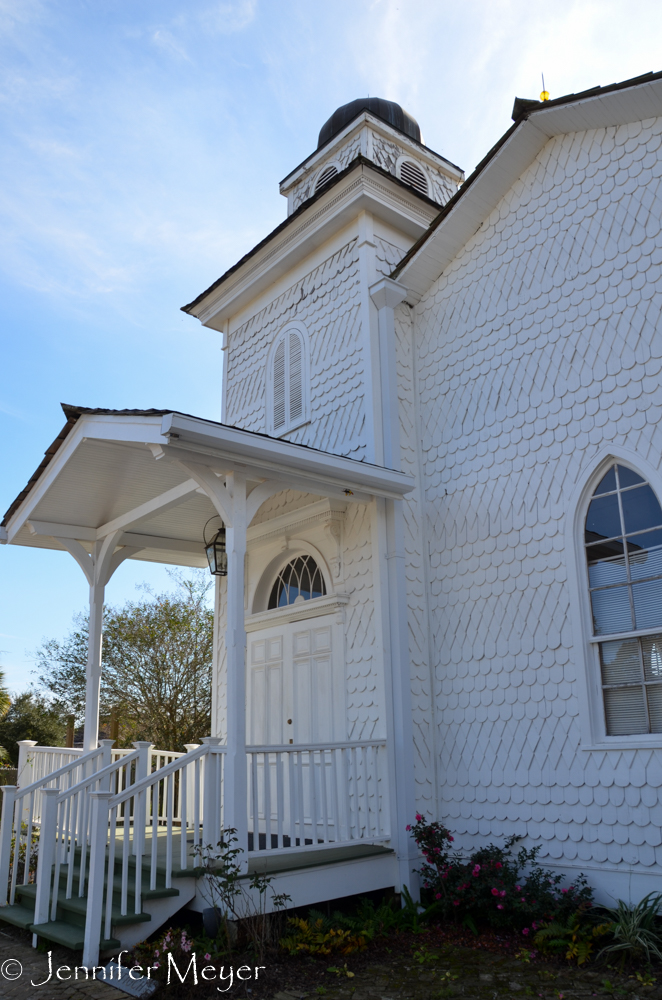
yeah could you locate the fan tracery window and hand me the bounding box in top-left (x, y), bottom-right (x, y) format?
top-left (585, 463), bottom-right (662, 735)
top-left (268, 555), bottom-right (326, 610)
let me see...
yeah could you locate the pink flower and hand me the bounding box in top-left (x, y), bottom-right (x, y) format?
top-left (435, 893), bottom-right (441, 900)
top-left (491, 888), bottom-right (499, 896)
top-left (406, 825), bottom-right (411, 831)
top-left (448, 836), bottom-right (454, 842)
top-left (561, 888), bottom-right (568, 894)
top-left (453, 900), bottom-right (459, 906)
top-left (495, 862), bottom-right (502, 869)
top-left (522, 928), bottom-right (529, 936)
top-left (154, 950), bottom-right (160, 958)
top-left (205, 954), bottom-right (211, 961)
top-left (500, 890), bottom-right (506, 897)
top-left (415, 813), bottom-right (422, 822)
top-left (521, 898), bottom-right (526, 903)
top-left (497, 904), bottom-right (504, 910)
top-left (153, 962), bottom-right (160, 968)
top-left (515, 885), bottom-right (521, 892)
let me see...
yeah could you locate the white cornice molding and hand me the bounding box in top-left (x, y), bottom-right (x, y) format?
top-left (247, 498), bottom-right (346, 546)
top-left (193, 166), bottom-right (438, 330)
top-left (279, 113), bottom-right (464, 193)
top-left (245, 593), bottom-right (349, 632)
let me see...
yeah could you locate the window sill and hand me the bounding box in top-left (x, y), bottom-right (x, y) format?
top-left (579, 738), bottom-right (662, 750)
top-left (245, 593), bottom-right (349, 631)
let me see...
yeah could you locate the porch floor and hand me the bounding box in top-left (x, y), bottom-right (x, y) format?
top-left (115, 828), bottom-right (393, 879)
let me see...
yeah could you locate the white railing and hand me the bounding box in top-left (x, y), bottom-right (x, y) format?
top-left (0, 736), bottom-right (390, 969)
top-left (247, 740), bottom-right (389, 853)
top-left (0, 741), bottom-right (189, 909)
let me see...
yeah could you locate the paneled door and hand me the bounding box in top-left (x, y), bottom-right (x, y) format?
top-left (248, 614), bottom-right (344, 746)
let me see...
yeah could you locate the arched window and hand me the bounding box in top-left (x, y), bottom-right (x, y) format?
top-left (268, 555), bottom-right (326, 610)
top-left (585, 463), bottom-right (662, 735)
top-left (314, 164), bottom-right (339, 193)
top-left (398, 159), bottom-right (428, 197)
top-left (266, 324), bottom-right (309, 435)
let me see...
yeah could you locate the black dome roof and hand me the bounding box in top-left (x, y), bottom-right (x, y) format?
top-left (318, 98), bottom-right (421, 149)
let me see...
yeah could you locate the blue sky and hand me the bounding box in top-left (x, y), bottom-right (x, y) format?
top-left (2, 0), bottom-right (662, 693)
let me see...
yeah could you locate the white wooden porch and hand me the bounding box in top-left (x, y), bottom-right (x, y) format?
top-left (0, 736), bottom-right (394, 966)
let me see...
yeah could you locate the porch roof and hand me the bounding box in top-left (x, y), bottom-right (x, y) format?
top-left (1, 405), bottom-right (414, 568)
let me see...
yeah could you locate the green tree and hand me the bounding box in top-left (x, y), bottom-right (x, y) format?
top-left (0, 693), bottom-right (65, 766)
top-left (35, 572), bottom-right (214, 751)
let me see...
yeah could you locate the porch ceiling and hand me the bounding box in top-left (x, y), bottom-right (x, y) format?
top-left (2, 406), bottom-right (414, 568)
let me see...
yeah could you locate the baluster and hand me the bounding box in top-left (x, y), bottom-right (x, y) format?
top-left (347, 747), bottom-right (357, 840)
top-left (150, 781), bottom-right (158, 892)
top-left (0, 786), bottom-right (16, 905)
top-left (320, 750), bottom-right (330, 844)
top-left (121, 798), bottom-right (130, 915)
top-left (193, 758), bottom-right (201, 851)
top-left (331, 750), bottom-right (341, 843)
top-left (361, 747), bottom-right (372, 837)
top-left (32, 787), bottom-right (59, 940)
top-left (276, 753), bottom-right (284, 850)
top-left (296, 752), bottom-right (305, 846)
top-left (165, 774), bottom-right (173, 889)
top-left (264, 753), bottom-right (272, 850)
top-left (105, 806), bottom-right (117, 943)
top-left (288, 752), bottom-right (296, 848)
top-left (78, 789), bottom-right (90, 898)
top-left (82, 791), bottom-right (111, 970)
top-left (309, 751), bottom-right (319, 845)
top-left (250, 753), bottom-right (258, 850)
top-left (23, 791), bottom-right (35, 887)
top-left (50, 800), bottom-right (63, 920)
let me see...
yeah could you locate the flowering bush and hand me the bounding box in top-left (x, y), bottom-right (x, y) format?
top-left (408, 815), bottom-right (594, 932)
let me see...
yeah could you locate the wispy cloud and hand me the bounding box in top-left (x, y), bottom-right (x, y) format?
top-left (200, 1), bottom-right (257, 34)
top-left (152, 28), bottom-right (191, 62)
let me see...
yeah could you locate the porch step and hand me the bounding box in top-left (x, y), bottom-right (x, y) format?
top-left (29, 920), bottom-right (120, 952)
top-left (0, 904), bottom-right (35, 930)
top-left (14, 884), bottom-right (152, 928)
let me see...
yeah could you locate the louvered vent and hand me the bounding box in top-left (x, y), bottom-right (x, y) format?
top-left (273, 340), bottom-right (286, 430)
top-left (399, 160), bottom-right (428, 196)
top-left (289, 332), bottom-right (303, 421)
top-left (315, 164), bottom-right (338, 192)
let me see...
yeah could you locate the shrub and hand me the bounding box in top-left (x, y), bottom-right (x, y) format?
top-left (280, 917), bottom-right (368, 956)
top-left (408, 814), bottom-right (594, 932)
top-left (534, 909), bottom-right (612, 964)
top-left (597, 893), bottom-right (662, 968)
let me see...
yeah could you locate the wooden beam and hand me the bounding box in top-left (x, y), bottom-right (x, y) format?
top-left (96, 479), bottom-right (200, 537)
top-left (27, 520), bottom-right (96, 542)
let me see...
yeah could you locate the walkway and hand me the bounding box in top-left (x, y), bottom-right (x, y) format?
top-left (0, 926), bottom-right (125, 1000)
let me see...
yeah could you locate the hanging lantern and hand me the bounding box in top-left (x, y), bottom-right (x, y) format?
top-left (203, 517), bottom-right (228, 576)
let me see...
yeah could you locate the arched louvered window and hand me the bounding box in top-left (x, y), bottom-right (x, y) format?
top-left (314, 164), bottom-right (338, 193)
top-left (399, 159), bottom-right (428, 196)
top-left (585, 463), bottom-right (662, 734)
top-left (267, 323), bottom-right (309, 435)
top-left (268, 554), bottom-right (327, 610)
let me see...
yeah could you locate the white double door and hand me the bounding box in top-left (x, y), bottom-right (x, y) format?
top-left (247, 614), bottom-right (344, 746)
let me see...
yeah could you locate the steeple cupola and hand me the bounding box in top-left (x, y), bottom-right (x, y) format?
top-left (279, 97), bottom-right (463, 216)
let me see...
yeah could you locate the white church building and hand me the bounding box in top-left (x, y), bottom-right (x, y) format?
top-left (2, 71), bottom-right (662, 963)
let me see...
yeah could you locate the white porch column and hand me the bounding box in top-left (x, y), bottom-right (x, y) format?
top-left (223, 473), bottom-right (248, 860)
top-left (57, 531), bottom-right (138, 751)
top-left (370, 278), bottom-right (419, 896)
top-left (83, 582), bottom-right (105, 754)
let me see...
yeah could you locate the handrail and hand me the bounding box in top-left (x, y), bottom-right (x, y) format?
top-left (109, 743), bottom-right (216, 807)
top-left (56, 749), bottom-right (140, 804)
top-left (14, 747), bottom-right (103, 801)
top-left (247, 739), bottom-right (387, 753)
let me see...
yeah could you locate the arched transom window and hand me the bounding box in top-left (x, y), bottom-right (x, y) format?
top-left (268, 555), bottom-right (326, 610)
top-left (267, 324), bottom-right (309, 436)
top-left (585, 463), bottom-right (662, 735)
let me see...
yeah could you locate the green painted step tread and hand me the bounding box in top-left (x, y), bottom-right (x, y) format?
top-left (0, 904), bottom-right (35, 930)
top-left (14, 887), bottom-right (151, 927)
top-left (30, 920), bottom-right (120, 951)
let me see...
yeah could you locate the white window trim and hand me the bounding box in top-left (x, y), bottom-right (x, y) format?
top-left (250, 542), bottom-right (334, 615)
top-left (566, 446), bottom-right (662, 749)
top-left (395, 154), bottom-right (430, 195)
top-left (265, 321), bottom-right (310, 437)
